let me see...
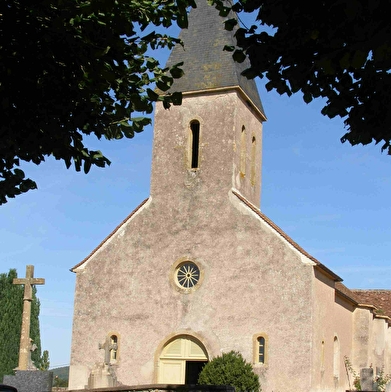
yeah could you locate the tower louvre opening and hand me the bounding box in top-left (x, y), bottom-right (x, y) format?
top-left (190, 120), bottom-right (200, 169)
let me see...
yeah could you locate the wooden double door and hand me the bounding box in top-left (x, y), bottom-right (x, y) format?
top-left (158, 336), bottom-right (208, 384)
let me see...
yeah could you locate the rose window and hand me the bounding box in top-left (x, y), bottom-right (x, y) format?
top-left (176, 262), bottom-right (200, 288)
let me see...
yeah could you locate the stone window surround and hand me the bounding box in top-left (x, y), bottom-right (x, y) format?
top-left (253, 333), bottom-right (268, 366)
top-left (170, 257), bottom-right (205, 294)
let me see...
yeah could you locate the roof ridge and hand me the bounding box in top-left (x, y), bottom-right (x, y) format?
top-left (231, 189), bottom-right (342, 282)
top-left (70, 198), bottom-right (150, 272)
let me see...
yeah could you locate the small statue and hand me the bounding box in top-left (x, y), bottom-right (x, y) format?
top-left (27, 338), bottom-right (38, 370)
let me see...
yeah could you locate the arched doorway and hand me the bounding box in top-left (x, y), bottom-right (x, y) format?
top-left (157, 335), bottom-right (208, 384)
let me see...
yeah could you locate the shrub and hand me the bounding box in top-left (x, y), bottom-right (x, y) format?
top-left (344, 356), bottom-right (391, 392)
top-left (198, 351), bottom-right (261, 392)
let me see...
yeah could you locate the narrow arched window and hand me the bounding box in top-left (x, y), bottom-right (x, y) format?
top-left (333, 336), bottom-right (340, 382)
top-left (250, 136), bottom-right (256, 186)
top-left (240, 126), bottom-right (246, 176)
top-left (253, 333), bottom-right (267, 365)
top-left (190, 120), bottom-right (200, 169)
top-left (257, 336), bottom-right (265, 364)
top-left (110, 335), bottom-right (118, 361)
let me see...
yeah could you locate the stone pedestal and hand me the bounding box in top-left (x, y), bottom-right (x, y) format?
top-left (87, 363), bottom-right (117, 389)
top-left (3, 370), bottom-right (53, 392)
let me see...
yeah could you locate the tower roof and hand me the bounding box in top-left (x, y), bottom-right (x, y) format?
top-left (166, 0), bottom-right (265, 117)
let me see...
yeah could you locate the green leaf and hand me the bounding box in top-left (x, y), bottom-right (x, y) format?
top-left (224, 18), bottom-right (237, 31)
top-left (303, 93), bottom-right (313, 104)
top-left (84, 159), bottom-right (91, 174)
top-left (120, 120), bottom-right (132, 127)
top-left (147, 88), bottom-right (160, 101)
top-left (170, 66), bottom-right (184, 79)
top-left (171, 92), bottom-right (183, 105)
top-left (241, 68), bottom-right (257, 79)
top-left (156, 80), bottom-right (171, 92)
top-left (14, 169), bottom-right (25, 179)
top-left (233, 50), bottom-right (246, 63)
top-left (224, 45), bottom-right (235, 52)
top-left (219, 6), bottom-right (231, 17)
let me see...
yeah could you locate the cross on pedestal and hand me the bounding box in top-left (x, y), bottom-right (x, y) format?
top-left (99, 336), bottom-right (118, 365)
top-left (13, 265), bottom-right (45, 370)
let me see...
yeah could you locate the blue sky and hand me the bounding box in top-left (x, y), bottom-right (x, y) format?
top-left (2, 18), bottom-right (391, 370)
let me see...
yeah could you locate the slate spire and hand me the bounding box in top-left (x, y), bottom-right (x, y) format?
top-left (166, 0), bottom-right (265, 116)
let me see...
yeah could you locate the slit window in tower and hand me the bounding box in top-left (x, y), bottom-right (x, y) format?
top-left (251, 136), bottom-right (256, 186)
top-left (240, 126), bottom-right (246, 176)
top-left (190, 120), bottom-right (200, 169)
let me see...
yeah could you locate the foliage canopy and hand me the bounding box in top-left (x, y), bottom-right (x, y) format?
top-left (2, 0), bottom-right (391, 204)
top-left (198, 351), bottom-right (261, 392)
top-left (215, 0), bottom-right (391, 155)
top-left (0, 0), bottom-right (194, 204)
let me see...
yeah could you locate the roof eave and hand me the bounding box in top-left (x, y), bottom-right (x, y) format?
top-left (70, 198), bottom-right (150, 273)
top-left (232, 189), bottom-right (342, 282)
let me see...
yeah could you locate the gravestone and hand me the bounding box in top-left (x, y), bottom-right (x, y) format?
top-left (87, 362), bottom-right (117, 389)
top-left (3, 371), bottom-right (53, 392)
top-left (87, 337), bottom-right (118, 388)
top-left (3, 265), bottom-right (53, 392)
top-left (360, 367), bottom-right (375, 391)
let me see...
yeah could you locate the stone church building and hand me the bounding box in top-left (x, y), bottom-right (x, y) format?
top-left (68, 1), bottom-right (391, 391)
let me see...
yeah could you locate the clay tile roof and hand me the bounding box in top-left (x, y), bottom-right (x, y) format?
top-left (352, 289), bottom-right (391, 318)
top-left (335, 282), bottom-right (360, 305)
top-left (165, 0), bottom-right (265, 117)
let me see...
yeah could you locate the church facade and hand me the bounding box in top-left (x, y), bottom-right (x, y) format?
top-left (68, 2), bottom-right (391, 391)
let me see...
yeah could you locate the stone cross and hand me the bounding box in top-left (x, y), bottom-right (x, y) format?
top-left (13, 265), bottom-right (45, 370)
top-left (99, 336), bottom-right (118, 365)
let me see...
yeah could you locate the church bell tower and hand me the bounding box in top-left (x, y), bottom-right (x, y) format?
top-left (150, 0), bottom-right (266, 210)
